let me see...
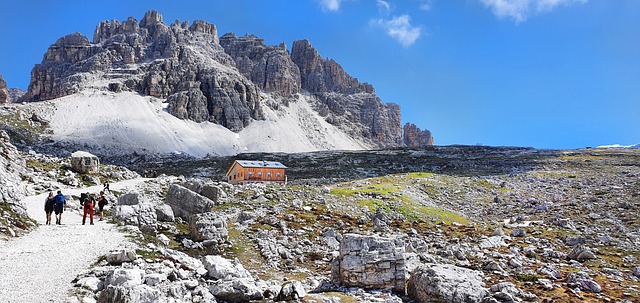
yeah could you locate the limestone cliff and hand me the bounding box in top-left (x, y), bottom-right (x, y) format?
top-left (290, 40), bottom-right (401, 145)
top-left (21, 11), bottom-right (262, 131)
top-left (0, 130), bottom-right (28, 218)
top-left (0, 75), bottom-right (9, 104)
top-left (20, 10), bottom-right (428, 147)
top-left (403, 123), bottom-right (434, 147)
top-left (220, 33), bottom-right (300, 97)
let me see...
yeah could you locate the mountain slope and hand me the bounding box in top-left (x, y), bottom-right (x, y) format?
top-left (27, 89), bottom-right (370, 157)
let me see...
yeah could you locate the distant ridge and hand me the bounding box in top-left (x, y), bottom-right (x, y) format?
top-left (596, 144), bottom-right (640, 149)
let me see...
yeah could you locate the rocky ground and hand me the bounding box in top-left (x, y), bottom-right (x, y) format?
top-left (1, 131), bottom-right (639, 302)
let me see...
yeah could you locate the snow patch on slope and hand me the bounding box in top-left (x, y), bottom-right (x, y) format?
top-left (37, 89), bottom-right (370, 157)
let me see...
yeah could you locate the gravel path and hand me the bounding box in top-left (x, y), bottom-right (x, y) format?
top-left (0, 179), bottom-right (145, 303)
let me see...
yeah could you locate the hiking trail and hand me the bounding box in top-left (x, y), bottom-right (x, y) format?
top-left (0, 179), bottom-right (145, 303)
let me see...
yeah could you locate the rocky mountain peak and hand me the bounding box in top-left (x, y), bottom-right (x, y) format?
top-left (17, 10), bottom-right (430, 150)
top-left (220, 33), bottom-right (300, 96)
top-left (403, 123), bottom-right (434, 147)
top-left (140, 10), bottom-right (163, 27)
top-left (189, 20), bottom-right (217, 37)
top-left (290, 39), bottom-right (373, 95)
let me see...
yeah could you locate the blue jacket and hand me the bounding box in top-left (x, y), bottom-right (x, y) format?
top-left (54, 193), bottom-right (66, 206)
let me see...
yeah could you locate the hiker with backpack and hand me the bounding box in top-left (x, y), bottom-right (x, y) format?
top-left (96, 191), bottom-right (108, 221)
top-left (44, 192), bottom-right (55, 225)
top-left (80, 192), bottom-right (95, 225)
top-left (53, 190), bottom-right (66, 225)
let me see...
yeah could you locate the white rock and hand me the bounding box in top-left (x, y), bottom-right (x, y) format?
top-left (407, 263), bottom-right (489, 303)
top-left (145, 273), bottom-right (167, 286)
top-left (104, 268), bottom-right (145, 287)
top-left (77, 276), bottom-right (102, 292)
top-left (202, 255), bottom-right (252, 279)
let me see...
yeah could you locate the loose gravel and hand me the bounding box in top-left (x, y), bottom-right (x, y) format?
top-left (0, 181), bottom-right (143, 303)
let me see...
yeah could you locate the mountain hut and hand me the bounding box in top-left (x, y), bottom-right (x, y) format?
top-left (226, 160), bottom-right (287, 185)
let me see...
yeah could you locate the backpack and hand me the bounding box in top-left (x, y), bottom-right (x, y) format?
top-left (55, 194), bottom-right (66, 205)
top-left (97, 197), bottom-right (108, 207)
top-left (80, 193), bottom-right (88, 206)
top-left (45, 198), bottom-right (55, 208)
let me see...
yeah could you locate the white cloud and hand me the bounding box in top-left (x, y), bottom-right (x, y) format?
top-left (419, 0), bottom-right (434, 11)
top-left (374, 15), bottom-right (422, 48)
top-left (480, 0), bottom-right (587, 23)
top-left (318, 0), bottom-right (342, 12)
top-left (376, 0), bottom-right (392, 14)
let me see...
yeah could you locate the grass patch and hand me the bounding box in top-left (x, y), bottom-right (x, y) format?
top-left (515, 272), bottom-right (543, 282)
top-left (406, 172), bottom-right (435, 178)
top-left (358, 199), bottom-right (386, 212)
top-left (25, 159), bottom-right (62, 172)
top-left (136, 249), bottom-right (162, 259)
top-left (594, 190), bottom-right (609, 196)
top-left (404, 205), bottom-right (469, 225)
top-left (224, 226), bottom-right (268, 278)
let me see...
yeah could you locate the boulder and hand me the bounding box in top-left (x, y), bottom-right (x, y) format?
top-left (567, 245), bottom-right (597, 262)
top-left (112, 202), bottom-right (158, 234)
top-left (208, 278), bottom-right (269, 303)
top-left (155, 204), bottom-right (175, 222)
top-left (407, 263), bottom-right (489, 303)
top-left (145, 273), bottom-right (167, 287)
top-left (489, 282), bottom-right (535, 302)
top-left (189, 212), bottom-right (228, 243)
top-left (333, 233), bottom-right (406, 293)
top-left (97, 284), bottom-right (162, 303)
top-left (163, 249), bottom-right (207, 275)
top-left (103, 269), bottom-right (145, 287)
top-left (201, 185), bottom-right (223, 202)
top-left (275, 281), bottom-right (306, 301)
top-left (537, 264), bottom-right (562, 280)
top-left (106, 249), bottom-right (137, 265)
top-left (202, 255), bottom-right (251, 280)
top-left (165, 184), bottom-right (216, 221)
top-left (566, 271), bottom-right (602, 293)
top-left (112, 205), bottom-right (138, 225)
top-left (77, 277), bottom-right (102, 292)
top-left (70, 151), bottom-right (100, 174)
top-left (118, 193), bottom-right (143, 206)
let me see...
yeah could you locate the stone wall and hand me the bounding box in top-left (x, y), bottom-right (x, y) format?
top-left (332, 234), bottom-right (406, 293)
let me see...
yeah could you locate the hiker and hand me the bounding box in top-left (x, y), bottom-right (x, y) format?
top-left (103, 181), bottom-right (110, 193)
top-left (81, 193), bottom-right (95, 225)
top-left (44, 192), bottom-right (55, 225)
top-left (53, 190), bottom-right (66, 225)
top-left (96, 191), bottom-right (108, 221)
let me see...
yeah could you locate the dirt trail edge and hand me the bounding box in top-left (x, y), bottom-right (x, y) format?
top-left (0, 179), bottom-right (146, 303)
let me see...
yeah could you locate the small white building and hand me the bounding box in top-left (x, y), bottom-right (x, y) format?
top-left (70, 151), bottom-right (100, 174)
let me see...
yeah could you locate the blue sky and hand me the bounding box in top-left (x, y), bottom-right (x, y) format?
top-left (1, 0), bottom-right (638, 148)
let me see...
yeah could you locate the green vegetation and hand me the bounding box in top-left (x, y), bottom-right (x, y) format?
top-left (407, 205), bottom-right (469, 225)
top-left (515, 272), bottom-right (543, 282)
top-left (328, 172), bottom-right (470, 225)
top-left (25, 159), bottom-right (62, 172)
top-left (594, 190), bottom-right (609, 196)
